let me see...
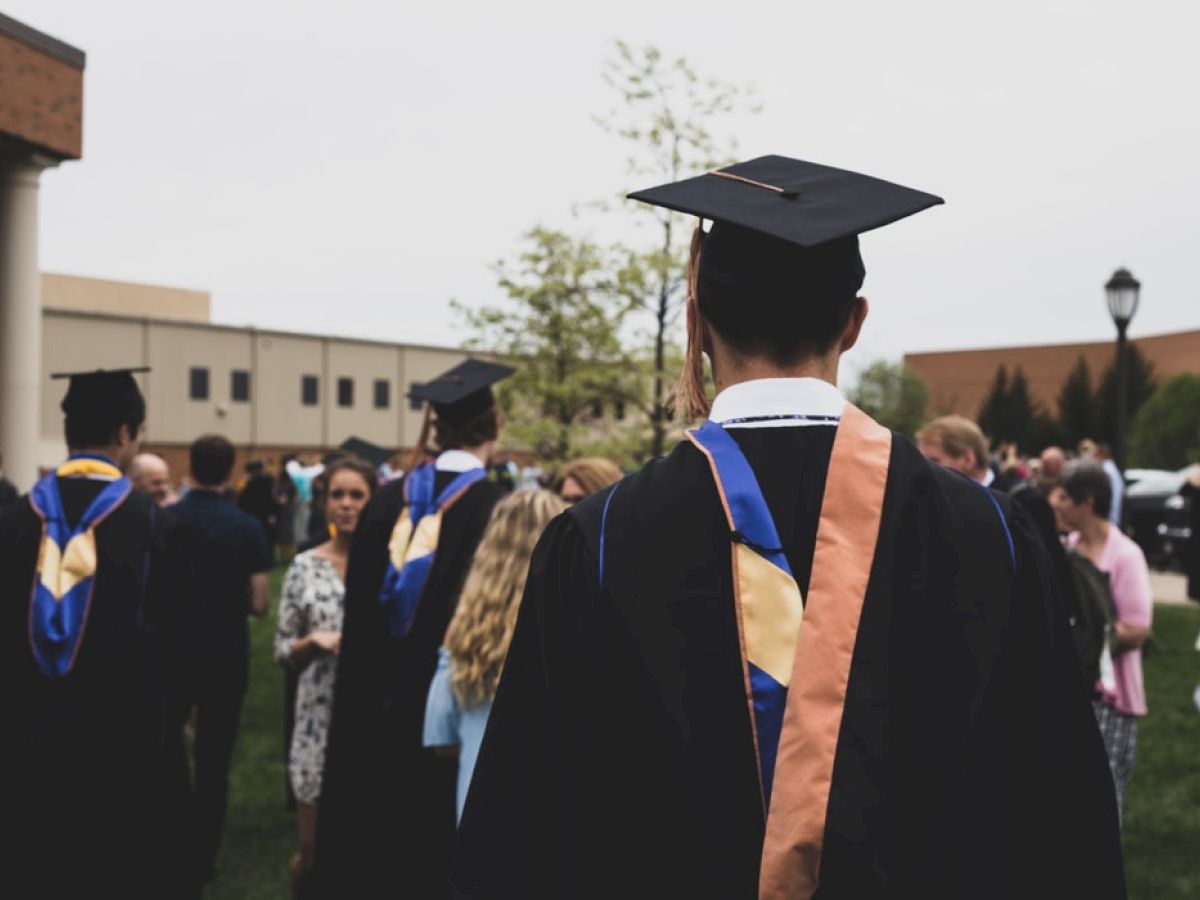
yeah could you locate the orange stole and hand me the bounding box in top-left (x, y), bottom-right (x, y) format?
top-left (758, 403), bottom-right (892, 899)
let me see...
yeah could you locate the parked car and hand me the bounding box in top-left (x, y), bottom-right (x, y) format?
top-left (1124, 466), bottom-right (1193, 568)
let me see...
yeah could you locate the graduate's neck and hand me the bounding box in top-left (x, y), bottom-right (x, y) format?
top-left (68, 444), bottom-right (123, 469)
top-left (1077, 514), bottom-right (1111, 549)
top-left (709, 346), bottom-right (840, 395)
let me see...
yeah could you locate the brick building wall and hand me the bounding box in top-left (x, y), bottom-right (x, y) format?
top-left (905, 328), bottom-right (1200, 420)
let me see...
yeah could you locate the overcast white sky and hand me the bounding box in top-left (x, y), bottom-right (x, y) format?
top-left (9, 0), bottom-right (1200, 383)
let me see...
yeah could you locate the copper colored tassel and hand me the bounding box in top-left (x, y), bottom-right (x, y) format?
top-left (407, 404), bottom-right (433, 472)
top-left (671, 225), bottom-right (711, 421)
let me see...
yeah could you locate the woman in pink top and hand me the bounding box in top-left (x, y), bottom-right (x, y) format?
top-left (1053, 463), bottom-right (1152, 822)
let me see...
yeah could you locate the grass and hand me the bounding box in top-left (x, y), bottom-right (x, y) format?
top-left (1124, 603), bottom-right (1200, 899)
top-left (210, 572), bottom-right (1200, 898)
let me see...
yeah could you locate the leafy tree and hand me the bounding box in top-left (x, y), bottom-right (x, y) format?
top-left (456, 228), bottom-right (638, 463)
top-left (597, 41), bottom-right (754, 456)
top-left (1056, 355), bottom-right (1094, 449)
top-left (1095, 343), bottom-right (1157, 446)
top-left (849, 360), bottom-right (929, 437)
top-left (1128, 374), bottom-right (1200, 470)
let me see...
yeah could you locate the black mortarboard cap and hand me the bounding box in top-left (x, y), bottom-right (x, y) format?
top-left (338, 437), bottom-right (394, 469)
top-left (627, 155), bottom-right (943, 248)
top-left (408, 358), bottom-right (515, 424)
top-left (629, 155), bottom-right (943, 310)
top-left (53, 367), bottom-right (149, 418)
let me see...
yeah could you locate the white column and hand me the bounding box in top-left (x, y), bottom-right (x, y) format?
top-left (0, 155), bottom-right (47, 492)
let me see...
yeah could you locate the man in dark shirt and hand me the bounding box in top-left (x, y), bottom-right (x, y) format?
top-left (0, 452), bottom-right (18, 509)
top-left (171, 434), bottom-right (272, 885)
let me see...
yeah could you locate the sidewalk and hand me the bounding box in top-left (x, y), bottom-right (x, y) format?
top-left (1150, 570), bottom-right (1192, 607)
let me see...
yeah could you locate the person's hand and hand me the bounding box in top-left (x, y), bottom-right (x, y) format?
top-left (309, 631), bottom-right (342, 655)
top-left (1187, 464), bottom-right (1200, 488)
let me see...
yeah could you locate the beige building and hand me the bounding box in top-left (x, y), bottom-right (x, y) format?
top-left (38, 273), bottom-right (469, 478)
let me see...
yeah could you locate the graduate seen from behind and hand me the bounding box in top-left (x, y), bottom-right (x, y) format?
top-left (424, 488), bottom-right (569, 822)
top-left (314, 359), bottom-right (512, 899)
top-left (452, 156), bottom-right (1125, 899)
top-left (0, 368), bottom-right (191, 898)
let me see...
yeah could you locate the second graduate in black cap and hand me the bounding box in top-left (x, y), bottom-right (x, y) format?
top-left (316, 358), bottom-right (512, 898)
top-left (0, 368), bottom-right (193, 896)
top-left (452, 158), bottom-right (1124, 899)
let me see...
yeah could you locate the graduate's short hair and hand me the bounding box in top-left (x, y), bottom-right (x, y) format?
top-left (190, 434), bottom-right (236, 487)
top-left (63, 386), bottom-right (146, 450)
top-left (1062, 463), bottom-right (1113, 519)
top-left (432, 406), bottom-right (500, 452)
top-left (695, 224), bottom-right (860, 366)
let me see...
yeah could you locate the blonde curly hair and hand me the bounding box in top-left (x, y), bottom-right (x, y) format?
top-left (444, 489), bottom-right (567, 708)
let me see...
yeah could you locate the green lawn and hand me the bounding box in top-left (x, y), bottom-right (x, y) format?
top-left (210, 573), bottom-right (1200, 898)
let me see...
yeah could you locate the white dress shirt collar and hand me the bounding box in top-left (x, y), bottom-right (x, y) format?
top-left (708, 377), bottom-right (845, 429)
top-left (435, 449), bottom-right (486, 472)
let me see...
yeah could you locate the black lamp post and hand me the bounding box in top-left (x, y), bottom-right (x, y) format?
top-left (1105, 267), bottom-right (1141, 471)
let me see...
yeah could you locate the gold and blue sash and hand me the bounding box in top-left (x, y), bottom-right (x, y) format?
top-left (687, 420), bottom-right (803, 808)
top-left (27, 454), bottom-right (132, 679)
top-left (690, 406), bottom-right (893, 900)
top-left (378, 463), bottom-right (487, 639)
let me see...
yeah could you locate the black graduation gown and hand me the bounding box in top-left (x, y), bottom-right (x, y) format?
top-left (0, 481), bottom-right (193, 899)
top-left (452, 428), bottom-right (1126, 899)
top-left (316, 471), bottom-right (508, 898)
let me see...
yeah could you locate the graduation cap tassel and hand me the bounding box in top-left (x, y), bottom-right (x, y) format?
top-left (671, 225), bottom-right (711, 421)
top-left (407, 403), bottom-right (434, 472)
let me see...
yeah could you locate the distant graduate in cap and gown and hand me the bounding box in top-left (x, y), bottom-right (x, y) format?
top-left (0, 368), bottom-right (193, 898)
top-left (316, 359), bottom-right (513, 898)
top-left (451, 157), bottom-right (1126, 899)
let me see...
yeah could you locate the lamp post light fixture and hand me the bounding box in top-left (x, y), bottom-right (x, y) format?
top-left (1105, 267), bottom-right (1141, 472)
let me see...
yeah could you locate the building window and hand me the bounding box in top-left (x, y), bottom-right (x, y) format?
top-left (374, 379), bottom-right (390, 409)
top-left (615, 400), bottom-right (626, 421)
top-left (338, 377), bottom-right (354, 408)
top-left (591, 399), bottom-right (604, 418)
top-left (408, 382), bottom-right (425, 411)
top-left (301, 375), bottom-right (319, 406)
top-left (189, 367), bottom-right (209, 400)
top-left (231, 370), bottom-right (250, 402)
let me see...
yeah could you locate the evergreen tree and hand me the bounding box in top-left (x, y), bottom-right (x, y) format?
top-left (1056, 356), bottom-right (1094, 449)
top-left (1095, 344), bottom-right (1157, 446)
top-left (1007, 367), bottom-right (1036, 447)
top-left (977, 366), bottom-right (1010, 443)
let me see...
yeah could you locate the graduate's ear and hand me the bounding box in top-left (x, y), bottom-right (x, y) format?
top-left (838, 296), bottom-right (869, 353)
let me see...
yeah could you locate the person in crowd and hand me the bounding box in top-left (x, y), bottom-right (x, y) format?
top-left (315, 359), bottom-right (513, 898)
top-left (915, 414), bottom-right (994, 485)
top-left (286, 455), bottom-right (323, 544)
top-left (131, 452), bottom-right (178, 506)
top-left (1040, 445), bottom-right (1066, 481)
top-left (1182, 461), bottom-right (1200, 603)
top-left (991, 442), bottom-right (1026, 493)
top-left (1052, 463), bottom-right (1152, 823)
top-left (171, 435), bottom-right (273, 886)
top-left (275, 455), bottom-right (376, 896)
top-left (1, 368), bottom-right (192, 897)
top-left (0, 451), bottom-right (18, 509)
top-left (239, 458), bottom-right (280, 565)
top-left (552, 456), bottom-right (623, 504)
top-left (276, 456), bottom-right (299, 563)
top-left (1094, 442), bottom-right (1125, 527)
top-left (452, 157), bottom-right (1122, 898)
top-left (423, 489), bottom-right (567, 822)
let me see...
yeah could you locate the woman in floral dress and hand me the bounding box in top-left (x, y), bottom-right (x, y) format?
top-left (275, 455), bottom-right (376, 895)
